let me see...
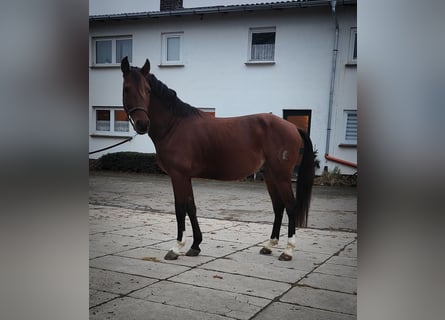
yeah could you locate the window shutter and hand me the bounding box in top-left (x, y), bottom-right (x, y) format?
top-left (345, 112), bottom-right (357, 141)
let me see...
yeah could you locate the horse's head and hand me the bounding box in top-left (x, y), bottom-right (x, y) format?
top-left (120, 57), bottom-right (151, 134)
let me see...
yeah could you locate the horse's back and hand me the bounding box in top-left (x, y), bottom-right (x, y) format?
top-left (158, 112), bottom-right (303, 180)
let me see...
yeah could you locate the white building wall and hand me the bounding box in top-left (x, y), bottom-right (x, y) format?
top-left (89, 5), bottom-right (356, 175)
top-left (328, 6), bottom-right (357, 174)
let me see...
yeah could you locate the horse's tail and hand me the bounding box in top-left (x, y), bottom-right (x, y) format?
top-left (295, 128), bottom-right (315, 228)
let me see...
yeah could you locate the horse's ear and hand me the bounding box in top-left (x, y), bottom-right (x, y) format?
top-left (121, 56), bottom-right (130, 75)
top-left (141, 59), bottom-right (150, 77)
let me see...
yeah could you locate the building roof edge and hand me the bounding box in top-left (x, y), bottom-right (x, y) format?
top-left (89, 0), bottom-right (356, 22)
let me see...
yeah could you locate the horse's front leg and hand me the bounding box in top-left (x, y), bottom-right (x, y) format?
top-left (184, 195), bottom-right (202, 256)
top-left (164, 201), bottom-right (186, 260)
top-left (164, 175), bottom-right (202, 260)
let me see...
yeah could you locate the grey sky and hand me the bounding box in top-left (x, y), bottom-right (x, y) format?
top-left (89, 0), bottom-right (273, 15)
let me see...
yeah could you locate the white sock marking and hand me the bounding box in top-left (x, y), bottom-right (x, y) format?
top-left (263, 238), bottom-right (279, 250)
top-left (283, 235), bottom-right (296, 257)
top-left (169, 239), bottom-right (186, 254)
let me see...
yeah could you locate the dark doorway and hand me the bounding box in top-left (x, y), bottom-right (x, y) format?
top-left (283, 109), bottom-right (312, 136)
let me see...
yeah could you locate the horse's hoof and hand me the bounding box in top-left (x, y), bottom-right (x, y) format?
top-left (278, 253), bottom-right (292, 261)
top-left (185, 248), bottom-right (201, 256)
top-left (260, 247), bottom-right (272, 255)
top-left (164, 250), bottom-right (179, 260)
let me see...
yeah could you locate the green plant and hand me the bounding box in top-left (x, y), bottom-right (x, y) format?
top-left (315, 166), bottom-right (356, 186)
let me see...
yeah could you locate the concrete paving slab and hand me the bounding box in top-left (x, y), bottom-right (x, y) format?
top-left (170, 268), bottom-right (291, 299)
top-left (252, 301), bottom-right (356, 320)
top-left (314, 262), bottom-right (357, 278)
top-left (327, 255), bottom-right (357, 267)
top-left (299, 272), bottom-right (357, 294)
top-left (229, 248), bottom-right (331, 272)
top-left (130, 280), bottom-right (270, 320)
top-left (280, 285), bottom-right (357, 315)
top-left (89, 205), bottom-right (147, 222)
top-left (89, 255), bottom-right (190, 279)
top-left (289, 236), bottom-right (352, 255)
top-left (152, 237), bottom-right (253, 258)
top-left (339, 241), bottom-right (357, 258)
top-left (206, 227), bottom-right (270, 244)
top-left (89, 172), bottom-right (357, 318)
top-left (90, 297), bottom-right (232, 320)
top-left (200, 257), bottom-right (307, 283)
top-left (89, 289), bottom-right (119, 308)
top-left (308, 209), bottom-right (357, 231)
top-left (90, 221), bottom-right (128, 235)
top-left (221, 222), bottom-right (275, 235)
top-left (89, 233), bottom-right (159, 255)
top-left (190, 217), bottom-right (240, 232)
top-left (108, 216), bottom-right (238, 241)
top-left (89, 173), bottom-right (357, 232)
top-left (90, 250), bottom-right (108, 260)
top-left (89, 213), bottom-right (146, 235)
top-left (116, 246), bottom-right (215, 267)
top-left (89, 268), bottom-right (158, 295)
top-left (108, 224), bottom-right (176, 241)
top-left (295, 228), bottom-right (357, 243)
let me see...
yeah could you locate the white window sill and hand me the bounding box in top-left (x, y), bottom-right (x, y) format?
top-left (158, 63), bottom-right (184, 68)
top-left (91, 133), bottom-right (133, 138)
top-left (245, 60), bottom-right (275, 65)
top-left (90, 64), bottom-right (121, 69)
top-left (339, 143), bottom-right (357, 148)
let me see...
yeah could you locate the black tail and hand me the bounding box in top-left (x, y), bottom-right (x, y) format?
top-left (295, 128), bottom-right (315, 228)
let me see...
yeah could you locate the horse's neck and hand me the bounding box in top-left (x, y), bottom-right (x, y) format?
top-left (147, 96), bottom-right (179, 144)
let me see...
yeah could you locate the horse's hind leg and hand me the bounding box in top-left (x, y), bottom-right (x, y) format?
top-left (260, 169), bottom-right (285, 255)
top-left (278, 182), bottom-right (298, 261)
top-left (264, 166), bottom-right (298, 261)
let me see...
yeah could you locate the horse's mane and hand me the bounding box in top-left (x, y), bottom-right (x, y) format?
top-left (147, 73), bottom-right (202, 118)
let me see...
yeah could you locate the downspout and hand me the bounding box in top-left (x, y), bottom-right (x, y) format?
top-left (324, 0), bottom-right (339, 166)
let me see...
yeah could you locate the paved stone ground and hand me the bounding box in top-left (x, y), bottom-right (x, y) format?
top-left (89, 172), bottom-right (357, 319)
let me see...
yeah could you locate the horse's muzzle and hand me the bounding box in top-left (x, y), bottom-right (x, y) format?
top-left (134, 119), bottom-right (150, 134)
top-left (126, 107), bottom-right (150, 134)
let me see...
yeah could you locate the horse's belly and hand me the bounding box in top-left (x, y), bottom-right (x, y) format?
top-left (194, 152), bottom-right (264, 181)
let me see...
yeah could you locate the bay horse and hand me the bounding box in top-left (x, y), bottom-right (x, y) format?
top-left (120, 57), bottom-right (315, 261)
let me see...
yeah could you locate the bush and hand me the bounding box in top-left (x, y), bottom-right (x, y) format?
top-left (314, 166), bottom-right (357, 186)
top-left (95, 152), bottom-right (165, 174)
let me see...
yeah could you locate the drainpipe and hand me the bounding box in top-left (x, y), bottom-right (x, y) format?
top-left (324, 0), bottom-right (339, 165)
top-left (325, 154), bottom-right (357, 168)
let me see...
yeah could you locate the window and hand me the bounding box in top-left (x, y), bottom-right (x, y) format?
top-left (93, 108), bottom-right (131, 135)
top-left (348, 28), bottom-right (357, 64)
top-left (92, 36), bottom-right (132, 66)
top-left (248, 27), bottom-right (276, 63)
top-left (96, 110), bottom-right (111, 131)
top-left (161, 32), bottom-right (183, 66)
top-left (343, 110), bottom-right (357, 144)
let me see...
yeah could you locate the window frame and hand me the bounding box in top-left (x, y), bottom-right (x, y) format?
top-left (246, 27), bottom-right (276, 64)
top-left (342, 109), bottom-right (357, 145)
top-left (91, 107), bottom-right (133, 137)
top-left (160, 32), bottom-right (184, 67)
top-left (347, 27), bottom-right (357, 65)
top-left (92, 36), bottom-right (133, 67)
